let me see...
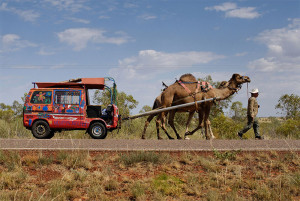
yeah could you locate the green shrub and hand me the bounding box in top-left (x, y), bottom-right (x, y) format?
top-left (259, 118), bottom-right (281, 139)
top-left (0, 118), bottom-right (31, 138)
top-left (0, 151), bottom-right (21, 171)
top-left (152, 173), bottom-right (184, 197)
top-left (0, 110), bottom-right (14, 122)
top-left (276, 119), bottom-right (300, 139)
top-left (213, 150), bottom-right (240, 161)
top-left (131, 181), bottom-right (146, 199)
top-left (57, 151), bottom-right (92, 169)
top-left (211, 114), bottom-right (243, 139)
top-left (118, 151), bottom-right (163, 166)
top-left (38, 153), bottom-right (54, 165)
top-left (0, 168), bottom-right (28, 190)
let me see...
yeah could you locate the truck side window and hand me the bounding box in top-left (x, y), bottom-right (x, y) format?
top-left (55, 91), bottom-right (80, 105)
top-left (30, 91), bottom-right (52, 104)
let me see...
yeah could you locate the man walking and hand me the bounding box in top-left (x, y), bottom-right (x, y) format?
top-left (238, 88), bottom-right (263, 139)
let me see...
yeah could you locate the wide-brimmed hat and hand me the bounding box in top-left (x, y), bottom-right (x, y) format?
top-left (250, 88), bottom-right (259, 94)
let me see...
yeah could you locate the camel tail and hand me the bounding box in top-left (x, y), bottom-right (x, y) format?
top-left (152, 101), bottom-right (158, 110)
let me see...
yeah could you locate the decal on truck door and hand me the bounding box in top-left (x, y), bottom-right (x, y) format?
top-left (52, 90), bottom-right (83, 129)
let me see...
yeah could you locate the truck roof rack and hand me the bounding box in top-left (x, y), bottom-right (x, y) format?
top-left (33, 78), bottom-right (105, 89)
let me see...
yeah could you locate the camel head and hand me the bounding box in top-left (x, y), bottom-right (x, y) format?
top-left (227, 74), bottom-right (251, 92)
top-left (230, 74), bottom-right (251, 84)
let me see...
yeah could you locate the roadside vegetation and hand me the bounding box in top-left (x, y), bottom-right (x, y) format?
top-left (0, 76), bottom-right (299, 139)
top-left (0, 150), bottom-right (299, 200)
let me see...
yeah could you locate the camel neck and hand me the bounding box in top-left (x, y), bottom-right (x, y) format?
top-left (212, 87), bottom-right (235, 100)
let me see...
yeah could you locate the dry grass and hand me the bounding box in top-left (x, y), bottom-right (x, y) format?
top-left (0, 150), bottom-right (299, 200)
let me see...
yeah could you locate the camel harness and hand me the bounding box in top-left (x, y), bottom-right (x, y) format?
top-left (177, 80), bottom-right (213, 112)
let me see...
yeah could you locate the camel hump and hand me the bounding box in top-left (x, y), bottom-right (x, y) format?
top-left (179, 73), bottom-right (197, 82)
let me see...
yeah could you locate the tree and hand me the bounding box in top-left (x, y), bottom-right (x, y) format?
top-left (12, 100), bottom-right (23, 117)
top-left (93, 89), bottom-right (138, 117)
top-left (275, 94), bottom-right (300, 119)
top-left (230, 101), bottom-right (247, 121)
top-left (140, 105), bottom-right (151, 113)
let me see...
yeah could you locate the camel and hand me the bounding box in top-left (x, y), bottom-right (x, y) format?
top-left (156, 73), bottom-right (251, 139)
top-left (142, 79), bottom-right (229, 140)
top-left (141, 85), bottom-right (228, 140)
top-left (142, 92), bottom-right (209, 140)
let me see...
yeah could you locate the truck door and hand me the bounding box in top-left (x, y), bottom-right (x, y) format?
top-left (52, 90), bottom-right (83, 129)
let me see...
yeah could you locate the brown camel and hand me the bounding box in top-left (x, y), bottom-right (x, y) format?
top-left (142, 93), bottom-right (214, 140)
top-left (141, 92), bottom-right (173, 140)
top-left (157, 73), bottom-right (251, 139)
top-left (142, 77), bottom-right (228, 140)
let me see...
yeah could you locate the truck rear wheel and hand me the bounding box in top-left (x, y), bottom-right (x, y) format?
top-left (32, 120), bottom-right (52, 139)
top-left (89, 122), bottom-right (107, 139)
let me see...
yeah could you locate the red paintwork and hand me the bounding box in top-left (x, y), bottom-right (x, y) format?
top-left (23, 78), bottom-right (119, 134)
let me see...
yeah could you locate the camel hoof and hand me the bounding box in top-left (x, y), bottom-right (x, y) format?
top-left (185, 137), bottom-right (190, 140)
top-left (185, 131), bottom-right (191, 136)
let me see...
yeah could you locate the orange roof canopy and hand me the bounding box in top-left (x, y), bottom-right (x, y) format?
top-left (35, 78), bottom-right (105, 89)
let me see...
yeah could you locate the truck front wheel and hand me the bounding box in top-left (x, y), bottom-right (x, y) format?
top-left (89, 122), bottom-right (107, 139)
top-left (32, 120), bottom-right (52, 139)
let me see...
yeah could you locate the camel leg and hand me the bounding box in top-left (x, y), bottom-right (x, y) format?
top-left (159, 112), bottom-right (174, 140)
top-left (201, 122), bottom-right (205, 136)
top-left (155, 116), bottom-right (163, 140)
top-left (184, 111), bottom-right (195, 138)
top-left (207, 119), bottom-right (216, 139)
top-left (201, 120), bottom-right (215, 139)
top-left (142, 114), bottom-right (155, 139)
top-left (203, 107), bottom-right (212, 140)
top-left (185, 110), bottom-right (204, 138)
top-left (168, 110), bottom-right (182, 140)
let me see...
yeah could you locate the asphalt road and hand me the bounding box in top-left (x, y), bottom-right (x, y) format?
top-left (0, 139), bottom-right (299, 151)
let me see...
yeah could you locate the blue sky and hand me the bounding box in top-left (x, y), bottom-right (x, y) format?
top-left (0, 0), bottom-right (299, 117)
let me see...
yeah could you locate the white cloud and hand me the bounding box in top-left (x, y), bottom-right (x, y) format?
top-left (44, 0), bottom-right (89, 12)
top-left (225, 7), bottom-right (260, 19)
top-left (205, 2), bottom-right (237, 12)
top-left (110, 50), bottom-right (225, 80)
top-left (1, 34), bottom-right (37, 52)
top-left (235, 52), bottom-right (248, 57)
top-left (99, 15), bottom-right (110, 20)
top-left (249, 18), bottom-right (300, 72)
top-left (67, 17), bottom-right (90, 24)
top-left (57, 28), bottom-right (130, 51)
top-left (124, 2), bottom-right (138, 9)
top-left (37, 48), bottom-right (55, 56)
top-left (139, 14), bottom-right (157, 20)
top-left (108, 50), bottom-right (224, 113)
top-left (0, 2), bottom-right (40, 22)
top-left (205, 2), bottom-right (261, 19)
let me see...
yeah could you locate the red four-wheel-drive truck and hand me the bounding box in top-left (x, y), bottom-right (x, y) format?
top-left (23, 77), bottom-right (120, 139)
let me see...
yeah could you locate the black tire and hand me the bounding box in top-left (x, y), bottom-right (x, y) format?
top-left (46, 131), bottom-right (55, 139)
top-left (31, 120), bottom-right (51, 139)
top-left (89, 122), bottom-right (107, 139)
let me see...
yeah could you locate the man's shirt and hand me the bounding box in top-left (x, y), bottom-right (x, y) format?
top-left (247, 97), bottom-right (259, 118)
